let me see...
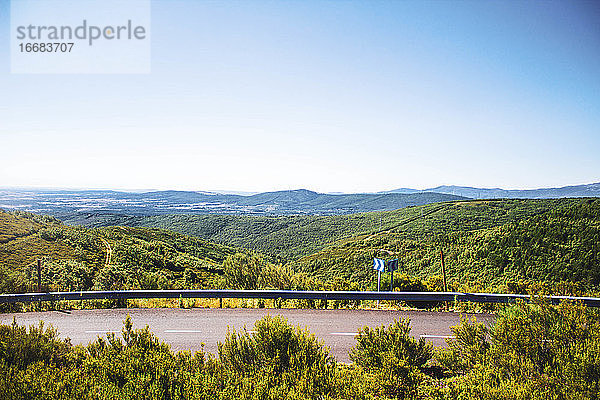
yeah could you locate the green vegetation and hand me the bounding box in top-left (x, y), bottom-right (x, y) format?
top-left (0, 210), bottom-right (383, 308)
top-left (294, 198), bottom-right (600, 294)
top-left (0, 210), bottom-right (245, 294)
top-left (350, 319), bottom-right (434, 399)
top-left (68, 207), bottom-right (438, 261)
top-left (0, 211), bottom-right (60, 244)
top-left (1, 300), bottom-right (599, 399)
top-left (2, 198), bottom-right (599, 298)
top-left (75, 198), bottom-right (582, 261)
top-left (437, 299), bottom-right (600, 399)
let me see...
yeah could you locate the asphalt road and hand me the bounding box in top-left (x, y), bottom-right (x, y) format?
top-left (0, 308), bottom-right (495, 362)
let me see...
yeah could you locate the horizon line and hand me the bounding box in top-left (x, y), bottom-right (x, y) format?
top-left (1, 181), bottom-right (598, 195)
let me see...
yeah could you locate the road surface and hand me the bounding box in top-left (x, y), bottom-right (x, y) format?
top-left (0, 308), bottom-right (494, 362)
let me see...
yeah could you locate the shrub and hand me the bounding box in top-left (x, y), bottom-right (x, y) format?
top-left (218, 314), bottom-right (333, 373)
top-left (350, 318), bottom-right (433, 399)
top-left (0, 319), bottom-right (73, 370)
top-left (439, 299), bottom-right (600, 399)
top-left (436, 315), bottom-right (489, 374)
top-left (218, 315), bottom-right (342, 399)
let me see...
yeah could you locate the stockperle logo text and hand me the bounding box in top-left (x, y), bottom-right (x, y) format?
top-left (15, 19), bottom-right (147, 46)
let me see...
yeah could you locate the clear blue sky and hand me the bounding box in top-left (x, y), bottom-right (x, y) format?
top-left (1, 0), bottom-right (599, 193)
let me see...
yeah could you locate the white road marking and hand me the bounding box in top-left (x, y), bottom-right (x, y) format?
top-left (420, 335), bottom-right (454, 339)
top-left (164, 329), bottom-right (203, 333)
top-left (330, 332), bottom-right (357, 336)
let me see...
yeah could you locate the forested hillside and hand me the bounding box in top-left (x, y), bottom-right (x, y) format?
top-left (67, 198), bottom-right (578, 261)
top-left (2, 198), bottom-right (599, 296)
top-left (294, 198), bottom-right (600, 293)
top-left (72, 206), bottom-right (438, 261)
top-left (0, 210), bottom-right (243, 294)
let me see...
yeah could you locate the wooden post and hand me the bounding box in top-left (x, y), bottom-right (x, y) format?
top-left (37, 259), bottom-right (42, 293)
top-left (441, 250), bottom-right (449, 311)
top-left (440, 249), bottom-right (448, 292)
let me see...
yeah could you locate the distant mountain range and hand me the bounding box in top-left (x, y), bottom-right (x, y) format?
top-left (1, 182), bottom-right (598, 217)
top-left (0, 188), bottom-right (465, 216)
top-left (380, 182), bottom-right (600, 199)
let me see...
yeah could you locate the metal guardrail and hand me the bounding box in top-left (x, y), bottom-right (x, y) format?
top-left (0, 290), bottom-right (599, 307)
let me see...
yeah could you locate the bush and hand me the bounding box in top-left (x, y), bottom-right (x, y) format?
top-left (2, 303), bottom-right (599, 400)
top-left (439, 299), bottom-right (600, 399)
top-left (0, 264), bottom-right (28, 294)
top-left (350, 318), bottom-right (433, 399)
top-left (0, 319), bottom-right (73, 370)
top-left (223, 253), bottom-right (291, 290)
top-left (222, 253), bottom-right (265, 290)
top-left (217, 315), bottom-right (340, 398)
top-left (436, 315), bottom-right (489, 374)
top-left (82, 315), bottom-right (200, 399)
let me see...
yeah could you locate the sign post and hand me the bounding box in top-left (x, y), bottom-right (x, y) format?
top-left (373, 258), bottom-right (386, 307)
top-left (373, 258), bottom-right (385, 291)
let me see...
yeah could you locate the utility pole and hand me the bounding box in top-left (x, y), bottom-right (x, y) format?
top-left (440, 249), bottom-right (448, 292)
top-left (37, 259), bottom-right (42, 292)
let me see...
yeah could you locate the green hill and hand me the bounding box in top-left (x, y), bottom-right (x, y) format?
top-left (0, 210), bottom-right (244, 293)
top-left (292, 198), bottom-right (600, 293)
top-left (0, 211), bottom-right (58, 243)
top-left (2, 198), bottom-right (599, 296)
top-left (77, 208), bottom-right (436, 261)
top-left (72, 198), bottom-right (583, 262)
